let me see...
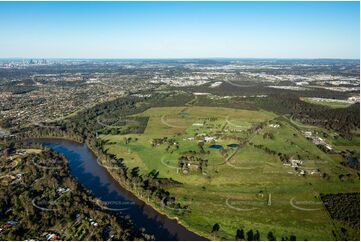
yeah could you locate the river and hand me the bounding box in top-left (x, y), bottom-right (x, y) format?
top-left (28, 138), bottom-right (206, 241)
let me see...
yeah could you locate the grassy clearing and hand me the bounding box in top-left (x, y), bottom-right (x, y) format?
top-left (100, 106), bottom-right (359, 240)
top-left (300, 97), bottom-right (353, 109)
top-left (18, 148), bottom-right (42, 154)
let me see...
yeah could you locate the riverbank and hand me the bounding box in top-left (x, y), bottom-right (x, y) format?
top-left (86, 139), bottom-right (210, 240)
top-left (0, 140), bottom-right (147, 240)
top-left (28, 137), bottom-right (207, 241)
top-left (99, 155), bottom-right (211, 240)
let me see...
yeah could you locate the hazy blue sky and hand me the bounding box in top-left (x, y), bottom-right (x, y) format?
top-left (0, 1), bottom-right (359, 58)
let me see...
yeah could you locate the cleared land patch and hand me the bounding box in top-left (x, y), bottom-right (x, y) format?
top-left (300, 97), bottom-right (354, 109)
top-left (100, 106), bottom-right (359, 240)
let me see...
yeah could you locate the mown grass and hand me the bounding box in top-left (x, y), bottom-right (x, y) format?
top-left (100, 106), bottom-right (359, 240)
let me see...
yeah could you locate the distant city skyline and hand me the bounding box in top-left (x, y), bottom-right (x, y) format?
top-left (0, 1), bottom-right (359, 59)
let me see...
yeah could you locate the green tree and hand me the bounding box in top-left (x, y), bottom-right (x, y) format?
top-left (267, 231), bottom-right (276, 241)
top-left (236, 229), bottom-right (245, 241)
top-left (254, 230), bottom-right (260, 241)
top-left (247, 229), bottom-right (254, 241)
top-left (212, 223), bottom-right (220, 240)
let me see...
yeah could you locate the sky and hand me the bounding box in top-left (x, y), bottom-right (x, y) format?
top-left (0, 1), bottom-right (359, 59)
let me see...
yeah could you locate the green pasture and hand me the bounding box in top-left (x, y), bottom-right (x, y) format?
top-left (300, 97), bottom-right (353, 109)
top-left (100, 106), bottom-right (359, 240)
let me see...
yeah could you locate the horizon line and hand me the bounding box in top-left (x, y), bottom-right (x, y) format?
top-left (0, 57), bottom-right (359, 61)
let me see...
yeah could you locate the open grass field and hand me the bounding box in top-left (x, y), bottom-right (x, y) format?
top-left (99, 106), bottom-right (359, 240)
top-left (300, 97), bottom-right (353, 109)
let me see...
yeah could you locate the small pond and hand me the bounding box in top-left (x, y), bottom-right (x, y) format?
top-left (208, 144), bottom-right (223, 149)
